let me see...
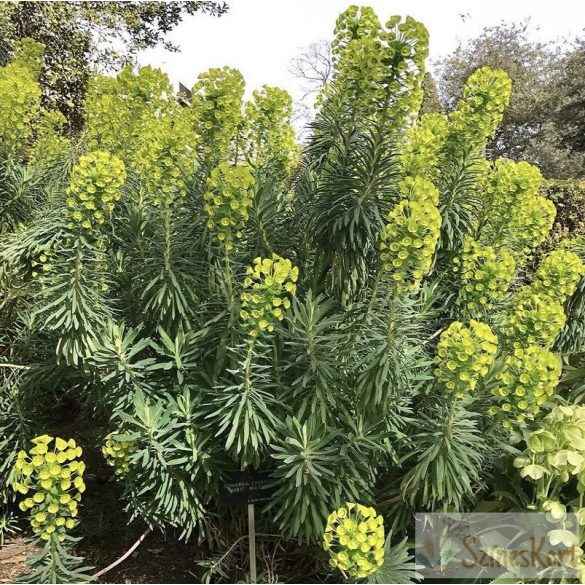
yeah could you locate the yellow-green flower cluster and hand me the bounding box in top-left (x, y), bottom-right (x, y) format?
top-left (324, 6), bottom-right (384, 118)
top-left (449, 67), bottom-right (511, 151)
top-left (0, 50), bottom-right (41, 151)
top-left (323, 503), bottom-right (385, 580)
top-left (85, 66), bottom-right (174, 159)
top-left (400, 113), bottom-right (448, 180)
top-left (481, 159), bottom-right (555, 260)
top-left (132, 116), bottom-right (191, 206)
top-left (484, 159), bottom-right (542, 237)
top-left (204, 162), bottom-right (254, 250)
top-left (531, 247), bottom-right (585, 303)
top-left (102, 433), bottom-right (137, 476)
top-left (380, 177), bottom-right (442, 291)
top-left (324, 8), bottom-right (428, 128)
top-left (191, 66), bottom-right (244, 160)
top-left (11, 38), bottom-right (44, 79)
top-left (434, 320), bottom-right (498, 398)
top-left (30, 248), bottom-right (54, 280)
top-left (244, 86), bottom-right (297, 177)
top-left (11, 435), bottom-right (85, 542)
top-left (380, 15), bottom-right (429, 125)
top-left (29, 110), bottom-right (70, 165)
top-left (487, 159), bottom-right (542, 207)
top-left (240, 255), bottom-right (298, 336)
top-left (502, 288), bottom-right (566, 349)
top-left (489, 346), bottom-right (561, 428)
top-left (66, 151), bottom-right (126, 231)
top-left (453, 238), bottom-right (515, 315)
top-left (507, 195), bottom-right (556, 260)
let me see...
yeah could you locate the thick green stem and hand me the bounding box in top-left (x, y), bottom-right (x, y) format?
top-left (385, 284), bottom-right (398, 341)
top-left (49, 537), bottom-right (58, 584)
top-left (243, 337), bottom-right (256, 394)
top-left (163, 207), bottom-right (173, 272)
top-left (224, 247), bottom-right (237, 347)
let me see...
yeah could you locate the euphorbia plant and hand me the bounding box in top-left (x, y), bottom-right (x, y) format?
top-left (1, 5), bottom-right (585, 584)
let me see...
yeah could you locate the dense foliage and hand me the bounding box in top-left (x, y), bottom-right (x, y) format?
top-left (1, 5), bottom-right (585, 584)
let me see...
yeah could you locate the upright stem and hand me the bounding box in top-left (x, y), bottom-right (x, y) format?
top-left (224, 247), bottom-right (236, 347)
top-left (49, 537), bottom-right (58, 584)
top-left (345, 269), bottom-right (383, 350)
top-left (385, 286), bottom-right (398, 345)
top-left (163, 207), bottom-right (173, 272)
top-left (243, 337), bottom-right (256, 394)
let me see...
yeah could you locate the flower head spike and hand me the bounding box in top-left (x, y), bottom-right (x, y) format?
top-left (240, 254), bottom-right (298, 336)
top-left (10, 436), bottom-right (85, 542)
top-left (204, 162), bottom-right (255, 250)
top-left (490, 346), bottom-right (561, 429)
top-left (380, 176), bottom-right (442, 292)
top-left (434, 320), bottom-right (498, 398)
top-left (323, 502), bottom-right (384, 579)
top-left (102, 432), bottom-right (137, 475)
top-left (66, 151), bottom-right (126, 233)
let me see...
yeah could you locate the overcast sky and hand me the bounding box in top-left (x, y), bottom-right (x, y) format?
top-left (138, 0), bottom-right (585, 104)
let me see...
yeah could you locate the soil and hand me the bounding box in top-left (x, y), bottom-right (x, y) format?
top-left (0, 537), bottom-right (35, 584)
top-left (0, 531), bottom-right (200, 584)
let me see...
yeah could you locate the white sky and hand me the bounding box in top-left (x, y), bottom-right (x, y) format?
top-left (138, 0), bottom-right (585, 104)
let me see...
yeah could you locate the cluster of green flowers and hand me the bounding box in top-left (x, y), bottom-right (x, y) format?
top-left (502, 287), bottom-right (566, 349)
top-left (453, 238), bottom-right (515, 316)
top-left (28, 110), bottom-right (70, 165)
top-left (30, 247), bottom-right (54, 281)
top-left (324, 7), bottom-right (428, 128)
top-left (400, 113), bottom-right (448, 180)
top-left (102, 433), bottom-right (137, 476)
top-left (323, 503), bottom-right (385, 580)
top-left (85, 66), bottom-right (174, 159)
top-left (376, 15), bottom-right (429, 128)
top-left (481, 159), bottom-right (556, 260)
top-left (380, 177), bottom-right (442, 291)
top-left (487, 158), bottom-right (541, 207)
top-left (132, 116), bottom-right (191, 206)
top-left (488, 346), bottom-right (561, 428)
top-left (449, 67), bottom-right (511, 151)
top-left (240, 255), bottom-right (298, 336)
top-left (66, 151), bottom-right (126, 232)
top-left (324, 5), bottom-right (384, 119)
top-left (11, 38), bottom-right (44, 79)
top-left (11, 436), bottom-right (85, 542)
top-left (531, 247), bottom-right (585, 303)
top-left (244, 86), bottom-right (297, 177)
top-left (434, 320), bottom-right (498, 398)
top-left (190, 66), bottom-right (244, 160)
top-left (204, 162), bottom-right (254, 250)
top-left (0, 42), bottom-right (42, 151)
top-left (507, 195), bottom-right (557, 261)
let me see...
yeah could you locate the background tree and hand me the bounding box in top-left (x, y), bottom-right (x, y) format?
top-left (419, 72), bottom-right (442, 114)
top-left (287, 39), bottom-right (333, 131)
top-left (545, 40), bottom-right (585, 165)
top-left (0, 1), bottom-right (228, 132)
